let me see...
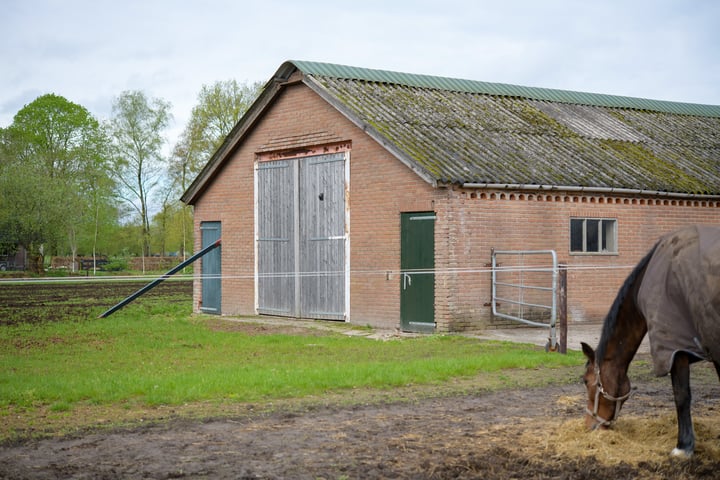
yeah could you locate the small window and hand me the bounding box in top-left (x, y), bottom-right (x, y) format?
top-left (570, 218), bottom-right (617, 254)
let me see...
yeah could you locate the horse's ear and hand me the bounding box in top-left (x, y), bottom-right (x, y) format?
top-left (581, 342), bottom-right (595, 362)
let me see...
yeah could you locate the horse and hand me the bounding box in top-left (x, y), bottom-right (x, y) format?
top-left (581, 225), bottom-right (720, 458)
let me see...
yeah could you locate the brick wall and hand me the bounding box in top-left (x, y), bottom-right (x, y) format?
top-left (192, 81), bottom-right (720, 332)
top-left (192, 82), bottom-right (438, 329)
top-left (435, 189), bottom-right (720, 331)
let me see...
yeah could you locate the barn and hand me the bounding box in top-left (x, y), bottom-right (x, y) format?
top-left (181, 60), bottom-right (720, 333)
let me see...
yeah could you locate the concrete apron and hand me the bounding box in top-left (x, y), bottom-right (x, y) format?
top-left (219, 315), bottom-right (650, 354)
top-left (474, 323), bottom-right (651, 355)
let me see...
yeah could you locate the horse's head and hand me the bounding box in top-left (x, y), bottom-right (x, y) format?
top-left (581, 342), bottom-right (632, 430)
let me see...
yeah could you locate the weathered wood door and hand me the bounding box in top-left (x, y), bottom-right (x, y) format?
top-left (200, 221), bottom-right (221, 314)
top-left (257, 160), bottom-right (295, 316)
top-left (400, 212), bottom-right (435, 332)
top-left (256, 153), bottom-right (347, 320)
top-left (299, 154), bottom-right (346, 319)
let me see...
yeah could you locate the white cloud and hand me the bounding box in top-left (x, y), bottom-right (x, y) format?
top-left (1, 0), bottom-right (718, 146)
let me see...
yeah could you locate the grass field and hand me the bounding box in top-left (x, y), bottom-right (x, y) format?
top-left (0, 279), bottom-right (583, 440)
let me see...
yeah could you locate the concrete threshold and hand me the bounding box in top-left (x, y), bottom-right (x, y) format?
top-left (215, 315), bottom-right (650, 354)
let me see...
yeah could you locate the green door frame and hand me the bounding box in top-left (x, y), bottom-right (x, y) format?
top-left (400, 212), bottom-right (435, 332)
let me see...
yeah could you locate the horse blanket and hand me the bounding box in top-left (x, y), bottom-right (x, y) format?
top-left (636, 225), bottom-right (720, 376)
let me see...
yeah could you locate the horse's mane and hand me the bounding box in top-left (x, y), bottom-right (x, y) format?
top-left (595, 242), bottom-right (659, 364)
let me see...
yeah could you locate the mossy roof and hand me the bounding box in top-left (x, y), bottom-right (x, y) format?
top-left (182, 61), bottom-right (720, 204)
top-left (293, 60), bottom-right (720, 118)
top-left (295, 61), bottom-right (720, 194)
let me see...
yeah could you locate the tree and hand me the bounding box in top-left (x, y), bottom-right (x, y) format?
top-left (150, 194), bottom-right (191, 256)
top-left (170, 79), bottom-right (263, 258)
top-left (0, 94), bottom-right (112, 273)
top-left (173, 79), bottom-right (263, 182)
top-left (109, 90), bottom-right (171, 259)
top-left (0, 157), bottom-right (62, 272)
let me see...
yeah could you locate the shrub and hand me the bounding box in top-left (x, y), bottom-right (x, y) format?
top-left (104, 257), bottom-right (129, 272)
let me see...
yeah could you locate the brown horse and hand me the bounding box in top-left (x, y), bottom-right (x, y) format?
top-left (581, 225), bottom-right (720, 458)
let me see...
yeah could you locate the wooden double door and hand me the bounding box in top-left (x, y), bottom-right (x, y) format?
top-left (256, 153), bottom-right (347, 320)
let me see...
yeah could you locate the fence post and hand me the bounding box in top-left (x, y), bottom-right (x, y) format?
top-left (558, 264), bottom-right (568, 354)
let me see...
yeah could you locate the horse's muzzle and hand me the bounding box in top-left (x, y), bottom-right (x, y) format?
top-left (585, 413), bottom-right (611, 431)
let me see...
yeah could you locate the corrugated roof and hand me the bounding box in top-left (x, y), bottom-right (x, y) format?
top-left (181, 61), bottom-right (720, 205)
top-left (292, 60), bottom-right (720, 118)
top-left (294, 63), bottom-right (720, 194)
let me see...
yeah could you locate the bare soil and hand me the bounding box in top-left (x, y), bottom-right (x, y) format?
top-left (0, 279), bottom-right (192, 325)
top-left (2, 372), bottom-right (720, 480)
top-left (2, 281), bottom-right (720, 479)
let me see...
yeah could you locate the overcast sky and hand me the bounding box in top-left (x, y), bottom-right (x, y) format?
top-left (2, 0), bottom-right (719, 148)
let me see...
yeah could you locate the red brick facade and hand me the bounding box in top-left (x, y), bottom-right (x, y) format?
top-left (434, 190), bottom-right (720, 331)
top-left (192, 81), bottom-right (720, 331)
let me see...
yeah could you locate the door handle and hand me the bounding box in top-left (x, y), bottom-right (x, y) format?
top-left (403, 273), bottom-right (412, 290)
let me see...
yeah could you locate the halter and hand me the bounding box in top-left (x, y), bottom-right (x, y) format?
top-left (586, 366), bottom-right (632, 428)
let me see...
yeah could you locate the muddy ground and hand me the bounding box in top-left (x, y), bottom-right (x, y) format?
top-left (2, 372), bottom-right (720, 480)
top-left (2, 280), bottom-right (720, 479)
top-left (0, 279), bottom-right (193, 326)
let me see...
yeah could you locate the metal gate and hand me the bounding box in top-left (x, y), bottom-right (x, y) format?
top-left (491, 249), bottom-right (559, 350)
top-left (256, 152), bottom-right (347, 320)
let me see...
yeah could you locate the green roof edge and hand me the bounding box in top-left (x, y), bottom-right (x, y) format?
top-left (289, 60), bottom-right (720, 118)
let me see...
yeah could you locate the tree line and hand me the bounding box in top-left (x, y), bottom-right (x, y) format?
top-left (0, 80), bottom-right (263, 273)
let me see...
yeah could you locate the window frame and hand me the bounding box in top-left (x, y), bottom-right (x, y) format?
top-left (569, 218), bottom-right (618, 255)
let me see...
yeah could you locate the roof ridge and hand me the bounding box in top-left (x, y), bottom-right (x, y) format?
top-left (289, 60), bottom-right (720, 118)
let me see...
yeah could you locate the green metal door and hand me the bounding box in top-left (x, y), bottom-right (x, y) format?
top-left (200, 221), bottom-right (221, 314)
top-left (400, 212), bottom-right (435, 332)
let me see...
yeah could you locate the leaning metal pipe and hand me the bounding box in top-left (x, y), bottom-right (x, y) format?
top-left (98, 239), bottom-right (221, 318)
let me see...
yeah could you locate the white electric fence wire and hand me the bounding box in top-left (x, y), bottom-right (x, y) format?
top-left (0, 264), bottom-right (638, 285)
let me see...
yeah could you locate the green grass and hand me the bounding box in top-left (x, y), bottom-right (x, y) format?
top-left (0, 299), bottom-right (582, 412)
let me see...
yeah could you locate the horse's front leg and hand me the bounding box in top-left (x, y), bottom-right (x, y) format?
top-left (670, 352), bottom-right (694, 458)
